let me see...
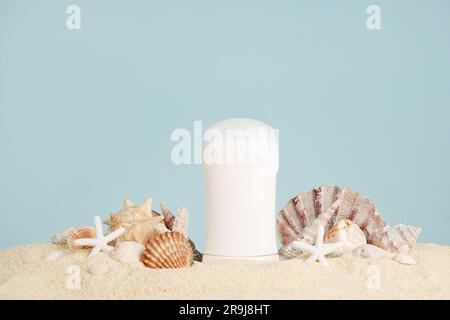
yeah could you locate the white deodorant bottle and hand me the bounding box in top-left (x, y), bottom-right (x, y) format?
top-left (202, 118), bottom-right (279, 261)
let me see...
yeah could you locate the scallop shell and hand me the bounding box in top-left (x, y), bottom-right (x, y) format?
top-left (141, 231), bottom-right (193, 269)
top-left (105, 198), bottom-right (166, 245)
top-left (67, 227), bottom-right (96, 250)
top-left (324, 219), bottom-right (367, 251)
top-left (380, 224), bottom-right (421, 253)
top-left (277, 185), bottom-right (387, 248)
top-left (110, 241), bottom-right (145, 264)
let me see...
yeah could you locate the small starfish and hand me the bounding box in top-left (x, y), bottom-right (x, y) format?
top-left (290, 225), bottom-right (343, 266)
top-left (74, 215), bottom-right (125, 257)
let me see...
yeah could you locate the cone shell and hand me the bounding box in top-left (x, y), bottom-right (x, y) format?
top-left (141, 232), bottom-right (193, 269)
top-left (160, 201), bottom-right (176, 230)
top-left (67, 227), bottom-right (96, 250)
top-left (277, 185), bottom-right (387, 248)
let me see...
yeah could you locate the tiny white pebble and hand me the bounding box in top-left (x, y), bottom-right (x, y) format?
top-left (393, 253), bottom-right (417, 265)
top-left (43, 249), bottom-right (66, 261)
top-left (88, 263), bottom-right (110, 276)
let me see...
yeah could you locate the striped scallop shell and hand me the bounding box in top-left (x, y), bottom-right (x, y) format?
top-left (67, 227), bottom-right (96, 250)
top-left (277, 186), bottom-right (387, 248)
top-left (141, 231), bottom-right (193, 269)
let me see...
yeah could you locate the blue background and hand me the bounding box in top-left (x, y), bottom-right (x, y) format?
top-left (1, 0), bottom-right (449, 249)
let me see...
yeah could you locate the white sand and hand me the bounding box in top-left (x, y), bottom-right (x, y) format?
top-left (0, 243), bottom-right (449, 299)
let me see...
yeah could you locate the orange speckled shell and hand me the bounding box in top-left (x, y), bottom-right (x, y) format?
top-left (141, 232), bottom-right (193, 269)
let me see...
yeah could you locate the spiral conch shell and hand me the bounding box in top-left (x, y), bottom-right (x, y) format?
top-left (67, 227), bottom-right (96, 250)
top-left (141, 231), bottom-right (193, 269)
top-left (104, 198), bottom-right (166, 245)
top-left (380, 224), bottom-right (422, 253)
top-left (324, 219), bottom-right (367, 252)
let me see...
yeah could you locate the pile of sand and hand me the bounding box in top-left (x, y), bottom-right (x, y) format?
top-left (0, 243), bottom-right (449, 299)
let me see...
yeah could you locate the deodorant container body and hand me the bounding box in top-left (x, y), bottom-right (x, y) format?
top-left (202, 118), bottom-right (279, 261)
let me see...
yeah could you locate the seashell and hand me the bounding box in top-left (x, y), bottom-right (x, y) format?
top-left (160, 202), bottom-right (202, 262)
top-left (353, 244), bottom-right (390, 260)
top-left (188, 239), bottom-right (203, 262)
top-left (380, 224), bottom-right (421, 253)
top-left (393, 253), bottom-right (417, 265)
top-left (153, 222), bottom-right (170, 234)
top-left (67, 227), bottom-right (96, 250)
top-left (141, 231), bottom-right (193, 269)
top-left (173, 207), bottom-right (189, 238)
top-left (88, 263), bottom-right (109, 276)
top-left (277, 186), bottom-right (387, 249)
top-left (324, 219), bottom-right (367, 252)
top-left (160, 201), bottom-right (176, 230)
top-left (104, 197), bottom-right (166, 245)
top-left (51, 227), bottom-right (75, 244)
top-left (279, 244), bottom-right (304, 260)
top-left (110, 241), bottom-right (145, 264)
top-left (43, 249), bottom-right (67, 261)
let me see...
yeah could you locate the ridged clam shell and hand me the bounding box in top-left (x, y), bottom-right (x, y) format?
top-left (141, 232), bottom-right (193, 269)
top-left (67, 227), bottom-right (96, 250)
top-left (110, 241), bottom-right (145, 264)
top-left (324, 219), bottom-right (367, 251)
top-left (277, 185), bottom-right (387, 248)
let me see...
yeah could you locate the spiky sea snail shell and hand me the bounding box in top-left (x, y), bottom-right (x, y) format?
top-left (104, 198), bottom-right (166, 245)
top-left (141, 231), bottom-right (193, 269)
top-left (67, 227), bottom-right (96, 250)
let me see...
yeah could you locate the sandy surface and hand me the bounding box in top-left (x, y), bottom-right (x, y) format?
top-left (0, 243), bottom-right (449, 299)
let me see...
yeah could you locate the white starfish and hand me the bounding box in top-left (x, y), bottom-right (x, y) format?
top-left (291, 225), bottom-right (343, 266)
top-left (74, 215), bottom-right (125, 258)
